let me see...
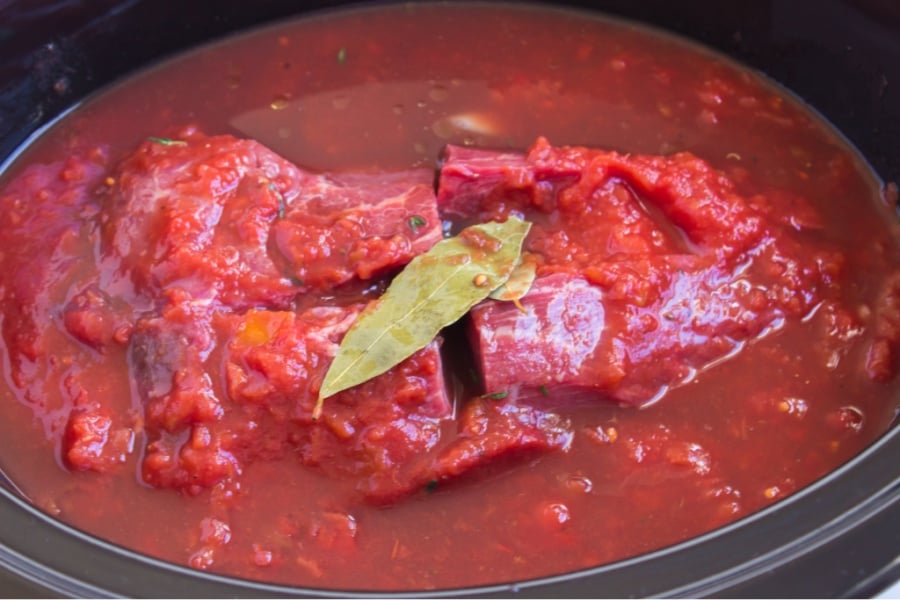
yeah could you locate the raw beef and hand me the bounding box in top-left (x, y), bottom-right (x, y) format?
top-left (128, 296), bottom-right (452, 497)
top-left (104, 130), bottom-right (442, 309)
top-left (223, 304), bottom-right (452, 500)
top-left (274, 170), bottom-right (443, 290)
top-left (364, 396), bottom-right (574, 504)
top-left (441, 138), bottom-right (842, 406)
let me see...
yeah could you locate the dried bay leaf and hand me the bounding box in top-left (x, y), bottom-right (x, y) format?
top-left (489, 252), bottom-right (537, 307)
top-left (315, 217), bottom-right (531, 415)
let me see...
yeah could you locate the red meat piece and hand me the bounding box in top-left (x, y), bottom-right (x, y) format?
top-left (438, 137), bottom-right (764, 262)
top-left (224, 306), bottom-right (451, 499)
top-left (441, 138), bottom-right (839, 406)
top-left (424, 396), bottom-right (573, 484)
top-left (104, 131), bottom-right (442, 309)
top-left (0, 153), bottom-right (107, 372)
top-left (364, 396), bottom-right (574, 505)
top-left (105, 132), bottom-right (303, 309)
top-left (131, 297), bottom-right (452, 497)
top-left (273, 170), bottom-right (442, 290)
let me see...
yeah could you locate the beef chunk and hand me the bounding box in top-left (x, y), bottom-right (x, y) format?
top-left (130, 292), bottom-right (221, 433)
top-left (469, 273), bottom-right (619, 401)
top-left (129, 292), bottom-right (235, 491)
top-left (0, 153), bottom-right (106, 374)
top-left (470, 268), bottom-right (780, 405)
top-left (130, 297), bottom-right (452, 496)
top-left (441, 138), bottom-right (840, 406)
top-left (438, 137), bottom-right (764, 261)
top-left (105, 132), bottom-right (303, 309)
top-left (273, 170), bottom-right (442, 289)
top-left (224, 306), bottom-right (451, 498)
top-left (362, 396), bottom-right (574, 505)
top-left (104, 131), bottom-right (442, 308)
top-left (426, 396), bottom-right (573, 483)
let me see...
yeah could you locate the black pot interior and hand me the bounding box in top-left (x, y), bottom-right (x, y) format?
top-left (3, 0), bottom-right (899, 182)
top-left (0, 1), bottom-right (897, 597)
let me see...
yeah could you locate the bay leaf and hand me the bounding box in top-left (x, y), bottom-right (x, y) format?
top-left (315, 217), bottom-right (531, 415)
top-left (489, 252), bottom-right (537, 306)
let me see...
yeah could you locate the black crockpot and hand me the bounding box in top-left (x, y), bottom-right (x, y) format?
top-left (0, 1), bottom-right (897, 597)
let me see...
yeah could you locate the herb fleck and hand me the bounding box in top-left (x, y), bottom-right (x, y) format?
top-left (148, 136), bottom-right (187, 147)
top-left (408, 215), bottom-right (427, 234)
top-left (540, 385), bottom-right (549, 397)
top-left (268, 182), bottom-right (286, 219)
top-left (337, 47), bottom-right (347, 64)
top-left (425, 479), bottom-right (439, 493)
top-left (483, 390), bottom-right (509, 401)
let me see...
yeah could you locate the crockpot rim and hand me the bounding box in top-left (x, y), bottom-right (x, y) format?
top-left (0, 424), bottom-right (896, 598)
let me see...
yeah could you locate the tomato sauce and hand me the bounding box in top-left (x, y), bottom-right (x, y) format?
top-left (0, 3), bottom-right (897, 591)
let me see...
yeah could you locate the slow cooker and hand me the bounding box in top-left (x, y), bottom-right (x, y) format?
top-left (0, 1), bottom-right (897, 596)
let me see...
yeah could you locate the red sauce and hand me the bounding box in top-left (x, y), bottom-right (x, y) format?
top-left (0, 3), bottom-right (898, 591)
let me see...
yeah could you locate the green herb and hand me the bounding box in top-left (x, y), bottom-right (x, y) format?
top-left (148, 136), bottom-right (187, 146)
top-left (337, 47), bottom-right (347, 64)
top-left (315, 217), bottom-right (531, 417)
top-left (425, 479), bottom-right (439, 493)
top-left (408, 215), bottom-right (427, 234)
top-left (482, 390), bottom-right (509, 401)
top-left (540, 384), bottom-right (549, 397)
top-left (267, 181), bottom-right (286, 219)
